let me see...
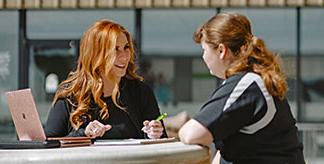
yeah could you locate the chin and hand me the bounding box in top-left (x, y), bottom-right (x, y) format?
top-left (210, 71), bottom-right (224, 79)
top-left (209, 70), bottom-right (216, 76)
top-left (117, 71), bottom-right (126, 77)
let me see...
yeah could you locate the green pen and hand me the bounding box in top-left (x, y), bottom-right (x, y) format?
top-left (155, 112), bottom-right (168, 121)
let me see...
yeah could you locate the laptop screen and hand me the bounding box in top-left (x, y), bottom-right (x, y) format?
top-left (5, 88), bottom-right (46, 141)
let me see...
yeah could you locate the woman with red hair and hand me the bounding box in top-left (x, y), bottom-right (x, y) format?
top-left (45, 20), bottom-right (167, 139)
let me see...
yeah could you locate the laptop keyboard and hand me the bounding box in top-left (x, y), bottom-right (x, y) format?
top-left (0, 140), bottom-right (60, 149)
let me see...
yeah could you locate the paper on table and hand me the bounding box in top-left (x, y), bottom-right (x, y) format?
top-left (93, 137), bottom-right (177, 146)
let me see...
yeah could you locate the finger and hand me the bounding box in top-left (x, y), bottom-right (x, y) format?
top-left (92, 121), bottom-right (105, 132)
top-left (149, 128), bottom-right (163, 136)
top-left (99, 129), bottom-right (106, 137)
top-left (88, 124), bottom-right (101, 137)
top-left (93, 120), bottom-right (106, 129)
top-left (85, 122), bottom-right (95, 137)
top-left (104, 124), bottom-right (112, 131)
top-left (100, 126), bottom-right (110, 137)
top-left (147, 125), bottom-right (163, 138)
top-left (94, 128), bottom-right (100, 136)
top-left (93, 120), bottom-right (101, 125)
top-left (142, 126), bottom-right (149, 133)
top-left (85, 129), bottom-right (91, 137)
top-left (147, 133), bottom-right (162, 139)
top-left (90, 121), bottom-right (98, 128)
top-left (90, 121), bottom-right (107, 135)
top-left (150, 127), bottom-right (164, 133)
top-left (143, 120), bottom-right (150, 126)
top-left (142, 121), bottom-right (150, 132)
top-left (149, 120), bottom-right (163, 127)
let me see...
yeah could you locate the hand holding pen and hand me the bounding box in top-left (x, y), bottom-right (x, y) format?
top-left (142, 112), bottom-right (167, 139)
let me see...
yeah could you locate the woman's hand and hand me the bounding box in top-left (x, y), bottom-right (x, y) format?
top-left (85, 120), bottom-right (111, 138)
top-left (142, 120), bottom-right (164, 139)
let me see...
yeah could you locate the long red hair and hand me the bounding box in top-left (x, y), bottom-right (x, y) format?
top-left (53, 20), bottom-right (142, 129)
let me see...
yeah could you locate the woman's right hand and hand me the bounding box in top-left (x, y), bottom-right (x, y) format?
top-left (85, 120), bottom-right (111, 138)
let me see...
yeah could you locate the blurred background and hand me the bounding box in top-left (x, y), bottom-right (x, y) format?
top-left (0, 0), bottom-right (324, 163)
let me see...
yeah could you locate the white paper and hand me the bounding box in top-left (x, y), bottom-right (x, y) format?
top-left (93, 138), bottom-right (177, 146)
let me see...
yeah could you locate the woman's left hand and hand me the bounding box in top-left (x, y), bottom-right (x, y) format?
top-left (142, 120), bottom-right (164, 139)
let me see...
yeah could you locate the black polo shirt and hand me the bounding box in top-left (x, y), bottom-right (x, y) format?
top-left (194, 72), bottom-right (305, 164)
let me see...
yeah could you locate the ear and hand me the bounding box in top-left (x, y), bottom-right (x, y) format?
top-left (218, 43), bottom-right (227, 59)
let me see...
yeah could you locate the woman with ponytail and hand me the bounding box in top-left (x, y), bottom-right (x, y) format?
top-left (179, 13), bottom-right (305, 164)
top-left (45, 20), bottom-right (167, 139)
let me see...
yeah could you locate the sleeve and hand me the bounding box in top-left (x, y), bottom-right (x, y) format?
top-left (140, 82), bottom-right (168, 138)
top-left (193, 83), bottom-right (263, 141)
top-left (45, 99), bottom-right (86, 137)
top-left (44, 99), bottom-right (70, 137)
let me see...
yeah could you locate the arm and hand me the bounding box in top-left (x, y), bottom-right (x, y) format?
top-left (178, 119), bottom-right (213, 146)
top-left (45, 99), bottom-right (88, 137)
top-left (140, 82), bottom-right (168, 138)
top-left (44, 99), bottom-right (70, 137)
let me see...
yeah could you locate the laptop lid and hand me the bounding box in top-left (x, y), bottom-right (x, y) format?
top-left (5, 88), bottom-right (46, 141)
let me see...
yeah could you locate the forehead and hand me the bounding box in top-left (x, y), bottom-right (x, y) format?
top-left (116, 32), bottom-right (128, 45)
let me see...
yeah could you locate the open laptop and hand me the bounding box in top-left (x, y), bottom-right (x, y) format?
top-left (0, 88), bottom-right (60, 149)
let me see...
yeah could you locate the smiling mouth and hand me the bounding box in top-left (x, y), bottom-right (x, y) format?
top-left (114, 64), bottom-right (126, 69)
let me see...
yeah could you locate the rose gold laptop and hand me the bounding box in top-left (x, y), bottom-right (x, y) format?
top-left (5, 88), bottom-right (46, 141)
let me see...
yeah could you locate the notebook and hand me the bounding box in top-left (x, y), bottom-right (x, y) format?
top-left (1, 88), bottom-right (93, 149)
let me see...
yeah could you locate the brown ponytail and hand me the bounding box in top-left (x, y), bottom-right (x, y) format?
top-left (226, 36), bottom-right (288, 100)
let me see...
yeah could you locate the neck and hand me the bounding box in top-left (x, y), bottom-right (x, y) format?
top-left (102, 77), bottom-right (121, 97)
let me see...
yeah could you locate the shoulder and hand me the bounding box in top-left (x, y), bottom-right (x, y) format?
top-left (224, 72), bottom-right (264, 92)
top-left (210, 72), bottom-right (266, 111)
top-left (226, 72), bottom-right (262, 84)
top-left (53, 98), bottom-right (67, 108)
top-left (53, 97), bottom-right (75, 113)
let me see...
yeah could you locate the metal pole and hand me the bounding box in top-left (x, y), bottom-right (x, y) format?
top-left (135, 9), bottom-right (142, 60)
top-left (18, 9), bottom-right (29, 89)
top-left (296, 7), bottom-right (302, 121)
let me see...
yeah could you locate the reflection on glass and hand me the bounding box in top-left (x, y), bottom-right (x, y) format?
top-left (45, 73), bottom-right (59, 94)
top-left (301, 9), bottom-right (324, 122)
top-left (0, 11), bottom-right (19, 139)
top-left (29, 41), bottom-right (77, 122)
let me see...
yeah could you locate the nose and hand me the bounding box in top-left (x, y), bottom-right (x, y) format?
top-left (117, 50), bottom-right (129, 62)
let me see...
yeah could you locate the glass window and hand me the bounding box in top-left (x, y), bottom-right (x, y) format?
top-left (141, 9), bottom-right (216, 119)
top-left (27, 10), bottom-right (135, 39)
top-left (301, 9), bottom-right (324, 56)
top-left (142, 9), bottom-right (216, 56)
top-left (0, 11), bottom-right (19, 139)
top-left (223, 8), bottom-right (297, 55)
top-left (301, 9), bottom-right (324, 122)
